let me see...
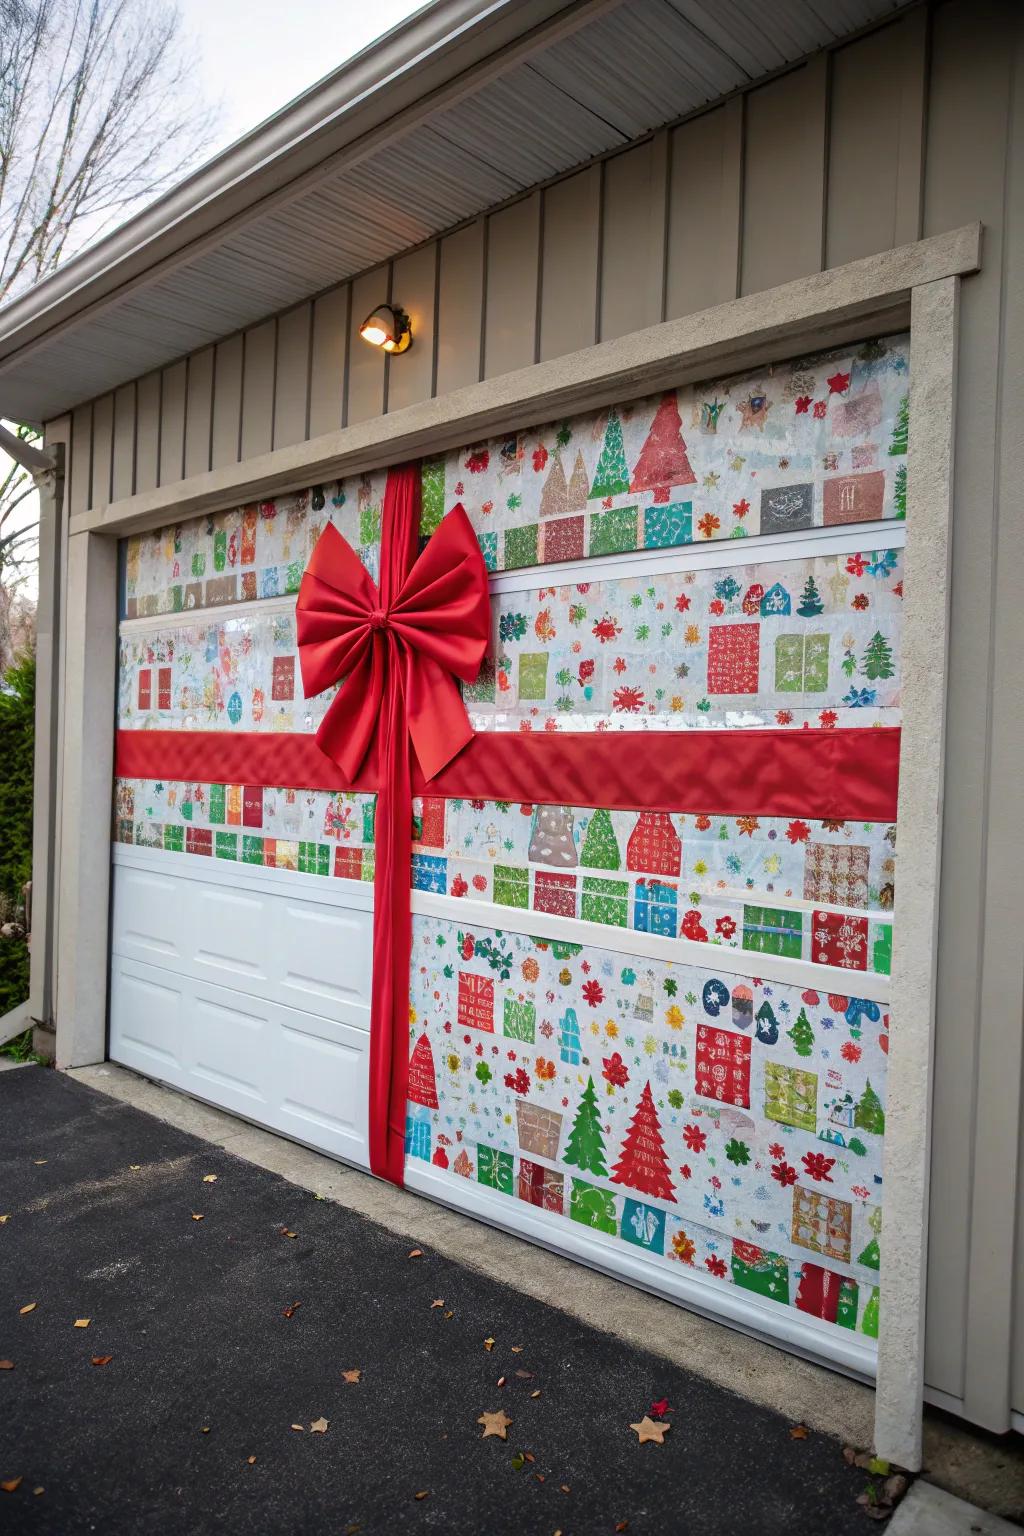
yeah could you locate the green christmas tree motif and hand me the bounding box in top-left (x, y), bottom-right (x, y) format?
top-left (787, 1007), bottom-right (815, 1059)
top-left (581, 808), bottom-right (621, 870)
top-left (854, 1079), bottom-right (885, 1134)
top-left (857, 1204), bottom-right (882, 1269)
top-left (861, 630), bottom-right (894, 681)
top-left (861, 1285), bottom-right (880, 1338)
top-left (589, 410), bottom-right (630, 500)
top-left (888, 394), bottom-right (909, 456)
top-left (893, 462), bottom-right (907, 519)
top-left (797, 575), bottom-right (823, 617)
top-left (563, 1076), bottom-right (608, 1176)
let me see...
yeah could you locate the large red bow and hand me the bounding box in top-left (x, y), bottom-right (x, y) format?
top-left (296, 498), bottom-right (490, 783)
top-left (295, 468), bottom-right (490, 1185)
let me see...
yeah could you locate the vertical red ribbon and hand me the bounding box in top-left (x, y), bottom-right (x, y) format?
top-left (368, 467), bottom-right (421, 1184)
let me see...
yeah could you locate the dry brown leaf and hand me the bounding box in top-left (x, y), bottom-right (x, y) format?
top-left (128, 1165), bottom-right (141, 1172)
top-left (18, 1303), bottom-right (36, 1315)
top-left (630, 1417), bottom-right (670, 1445)
top-left (202, 1175), bottom-right (218, 1183)
top-left (33, 1487), bottom-right (44, 1496)
top-left (191, 1213), bottom-right (204, 1222)
top-left (413, 1490), bottom-right (429, 1500)
top-left (33, 1160), bottom-right (47, 1166)
top-left (615, 1523), bottom-right (629, 1532)
top-left (91, 1356), bottom-right (113, 1367)
top-left (282, 1302), bottom-right (301, 1319)
top-left (290, 1423), bottom-right (304, 1432)
top-left (444, 1311), bottom-right (453, 1320)
top-left (280, 1228), bottom-right (297, 1239)
top-left (789, 1424), bottom-right (809, 1440)
top-left (310, 1417), bottom-right (329, 1434)
top-left (247, 1456), bottom-right (256, 1465)
top-left (1, 1477), bottom-right (22, 1493)
top-left (531, 1390), bottom-right (541, 1399)
top-left (524, 1452), bottom-right (535, 1464)
top-left (201, 1427), bottom-right (210, 1435)
top-left (73, 1319), bottom-right (90, 1329)
top-left (0, 1215), bottom-right (10, 1224)
top-left (510, 1345), bottom-right (523, 1353)
top-left (0, 1361), bottom-right (13, 1370)
top-left (559, 1484), bottom-right (571, 1493)
top-left (477, 1409), bottom-right (512, 1440)
top-left (483, 1337), bottom-right (496, 1352)
top-left (514, 1369), bottom-right (534, 1379)
top-left (430, 1299), bottom-right (444, 1308)
top-left (408, 1249), bottom-right (422, 1259)
top-left (496, 1376), bottom-right (506, 1388)
top-left (341, 1369), bottom-right (362, 1383)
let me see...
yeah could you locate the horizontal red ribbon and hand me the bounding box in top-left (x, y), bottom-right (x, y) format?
top-left (116, 725), bottom-right (901, 823)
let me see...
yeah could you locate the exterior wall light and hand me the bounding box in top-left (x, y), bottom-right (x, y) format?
top-left (359, 303), bottom-right (412, 353)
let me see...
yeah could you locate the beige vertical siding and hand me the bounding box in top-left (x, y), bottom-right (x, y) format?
top-left (134, 374), bottom-right (161, 496)
top-left (55, 0), bottom-right (1024, 1430)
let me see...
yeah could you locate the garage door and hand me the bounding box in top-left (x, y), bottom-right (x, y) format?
top-left (113, 332), bottom-right (907, 1375)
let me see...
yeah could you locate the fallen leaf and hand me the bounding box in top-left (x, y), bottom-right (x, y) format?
top-left (0, 1215), bottom-right (9, 1224)
top-left (616, 1524), bottom-right (629, 1533)
top-left (310, 1417), bottom-right (329, 1434)
top-left (1, 1478), bottom-right (22, 1493)
top-left (511, 1452), bottom-right (525, 1471)
top-left (282, 1301), bottom-right (301, 1318)
top-left (531, 1390), bottom-right (541, 1399)
top-left (534, 1472), bottom-right (545, 1483)
top-left (18, 1303), bottom-right (36, 1315)
top-left (483, 1337), bottom-right (496, 1352)
top-left (559, 1484), bottom-right (571, 1493)
top-left (496, 1376), bottom-right (506, 1388)
top-left (413, 1490), bottom-right (429, 1500)
top-left (524, 1452), bottom-right (534, 1464)
top-left (280, 1228), bottom-right (297, 1240)
top-left (444, 1310), bottom-right (453, 1320)
top-left (477, 1409), bottom-right (512, 1440)
top-left (290, 1424), bottom-right (304, 1432)
top-left (630, 1417), bottom-right (670, 1445)
top-left (510, 1345), bottom-right (523, 1353)
top-left (430, 1299), bottom-right (444, 1309)
top-left (74, 1318), bottom-right (90, 1329)
top-left (128, 1165), bottom-right (141, 1172)
top-left (789, 1424), bottom-right (809, 1440)
top-left (650, 1398), bottom-right (671, 1416)
top-left (33, 1487), bottom-right (44, 1496)
top-left (867, 1456), bottom-right (890, 1475)
top-left (408, 1249), bottom-right (422, 1259)
top-left (514, 1369), bottom-right (534, 1379)
top-left (247, 1456), bottom-right (257, 1465)
top-left (191, 1213), bottom-right (204, 1222)
top-left (33, 1160), bottom-right (47, 1166)
top-left (201, 1427), bottom-right (210, 1435)
top-left (341, 1369), bottom-right (362, 1384)
top-left (202, 1175), bottom-right (218, 1183)
top-left (0, 1361), bottom-right (12, 1370)
top-left (91, 1356), bottom-right (113, 1367)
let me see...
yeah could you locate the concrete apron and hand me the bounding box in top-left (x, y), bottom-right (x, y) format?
top-left (67, 1061), bottom-right (1023, 1523)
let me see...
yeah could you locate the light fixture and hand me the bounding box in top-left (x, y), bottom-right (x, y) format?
top-left (359, 303), bottom-right (412, 354)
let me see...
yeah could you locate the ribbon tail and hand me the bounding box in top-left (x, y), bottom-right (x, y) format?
top-left (368, 661), bottom-right (412, 1187)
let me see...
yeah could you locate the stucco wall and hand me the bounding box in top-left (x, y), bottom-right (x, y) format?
top-left (44, 0), bottom-right (1024, 1432)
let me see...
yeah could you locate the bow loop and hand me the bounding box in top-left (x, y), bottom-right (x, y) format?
top-left (296, 497), bottom-right (490, 784)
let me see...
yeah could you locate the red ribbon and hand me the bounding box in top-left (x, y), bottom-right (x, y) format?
top-left (295, 467), bottom-right (490, 1185)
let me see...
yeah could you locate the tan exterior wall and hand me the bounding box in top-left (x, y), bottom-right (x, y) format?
top-left (50, 0), bottom-right (1024, 1432)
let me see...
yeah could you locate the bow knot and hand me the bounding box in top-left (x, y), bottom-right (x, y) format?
top-left (296, 499), bottom-right (490, 784)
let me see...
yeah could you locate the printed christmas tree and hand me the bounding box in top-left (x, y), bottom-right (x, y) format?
top-left (562, 1076), bottom-right (608, 1176)
top-left (629, 392), bottom-right (696, 504)
top-left (893, 463), bottom-right (907, 519)
top-left (581, 808), bottom-right (621, 870)
top-left (610, 1081), bottom-right (676, 1201)
top-left (567, 450), bottom-right (590, 511)
top-left (407, 1032), bottom-right (439, 1108)
top-left (787, 1007), bottom-right (814, 1058)
top-left (861, 631), bottom-right (894, 680)
top-left (854, 1079), bottom-right (885, 1134)
top-left (539, 452), bottom-right (569, 519)
top-left (797, 575), bottom-right (823, 617)
top-left (589, 410), bottom-right (630, 499)
top-left (888, 394), bottom-right (909, 456)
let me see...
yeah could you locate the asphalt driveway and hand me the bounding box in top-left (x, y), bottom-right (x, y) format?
top-left (1, 1065), bottom-right (878, 1534)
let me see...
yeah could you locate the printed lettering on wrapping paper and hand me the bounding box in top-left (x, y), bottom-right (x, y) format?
top-left (707, 623), bottom-right (760, 695)
top-left (695, 1024), bottom-right (752, 1108)
top-left (458, 972), bottom-right (494, 1032)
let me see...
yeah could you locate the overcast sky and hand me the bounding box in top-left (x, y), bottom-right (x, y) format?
top-left (178, 0), bottom-right (430, 154)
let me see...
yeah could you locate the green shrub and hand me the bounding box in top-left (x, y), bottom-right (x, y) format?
top-left (0, 648), bottom-right (34, 1029)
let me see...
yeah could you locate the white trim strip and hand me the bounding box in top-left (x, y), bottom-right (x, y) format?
top-left (119, 593), bottom-right (296, 636)
top-left (113, 843), bottom-right (890, 999)
top-left (403, 1161), bottom-right (877, 1380)
top-left (489, 520), bottom-right (907, 594)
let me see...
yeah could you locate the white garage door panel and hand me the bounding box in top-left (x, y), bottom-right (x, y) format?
top-left (110, 956), bottom-right (370, 1167)
top-left (109, 847), bottom-right (373, 1169)
top-left (111, 846), bottom-right (373, 1030)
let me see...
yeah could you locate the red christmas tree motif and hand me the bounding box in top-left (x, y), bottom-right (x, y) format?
top-left (610, 1081), bottom-right (676, 1202)
top-left (407, 1032), bottom-right (439, 1108)
top-left (630, 393), bottom-right (697, 504)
